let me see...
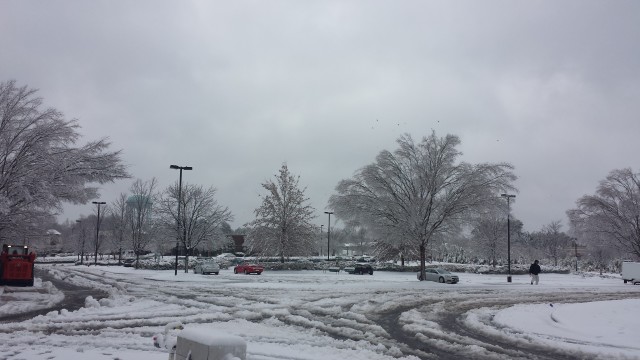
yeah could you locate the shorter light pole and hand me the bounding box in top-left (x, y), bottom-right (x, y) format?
top-left (501, 194), bottom-right (516, 283)
top-left (320, 225), bottom-right (324, 257)
top-left (76, 219), bottom-right (83, 264)
top-left (324, 211), bottom-right (333, 261)
top-left (92, 201), bottom-right (106, 265)
top-left (572, 239), bottom-right (579, 272)
top-left (170, 164), bottom-right (193, 276)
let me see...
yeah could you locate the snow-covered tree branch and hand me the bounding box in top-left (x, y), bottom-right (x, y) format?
top-left (568, 168), bottom-right (640, 259)
top-left (158, 182), bottom-right (233, 271)
top-left (127, 178), bottom-right (158, 264)
top-left (329, 131), bottom-right (517, 280)
top-left (0, 80), bottom-right (130, 240)
top-left (248, 164), bottom-right (317, 262)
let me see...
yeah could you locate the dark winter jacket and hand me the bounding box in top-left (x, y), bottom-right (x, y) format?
top-left (529, 263), bottom-right (541, 275)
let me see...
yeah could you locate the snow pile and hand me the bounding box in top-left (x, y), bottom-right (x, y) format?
top-left (0, 266), bottom-right (638, 360)
top-left (85, 295), bottom-right (100, 308)
top-left (0, 280), bottom-right (64, 316)
top-left (490, 299), bottom-right (640, 358)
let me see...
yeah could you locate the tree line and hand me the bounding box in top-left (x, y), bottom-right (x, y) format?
top-left (67, 178), bottom-right (233, 271)
top-left (2, 80), bottom-right (639, 277)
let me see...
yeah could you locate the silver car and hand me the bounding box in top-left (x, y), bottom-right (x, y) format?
top-left (193, 259), bottom-right (220, 275)
top-left (422, 268), bottom-right (459, 284)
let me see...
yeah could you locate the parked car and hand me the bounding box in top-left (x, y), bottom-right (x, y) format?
top-left (420, 268), bottom-right (459, 284)
top-left (234, 262), bottom-right (264, 275)
top-left (345, 263), bottom-right (374, 275)
top-left (356, 256), bottom-right (376, 263)
top-left (194, 259), bottom-right (220, 275)
top-left (122, 258), bottom-right (136, 267)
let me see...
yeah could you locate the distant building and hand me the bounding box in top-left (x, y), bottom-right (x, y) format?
top-left (28, 229), bottom-right (62, 255)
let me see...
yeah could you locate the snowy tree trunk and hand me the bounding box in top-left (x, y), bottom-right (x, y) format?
top-left (279, 228), bottom-right (286, 263)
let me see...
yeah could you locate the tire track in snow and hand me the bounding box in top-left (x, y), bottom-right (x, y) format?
top-left (373, 290), bottom-right (640, 360)
top-left (0, 268), bottom-right (108, 325)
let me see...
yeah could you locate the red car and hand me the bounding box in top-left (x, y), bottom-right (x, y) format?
top-left (234, 262), bottom-right (264, 275)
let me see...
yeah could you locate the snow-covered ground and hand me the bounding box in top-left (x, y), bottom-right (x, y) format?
top-left (1, 265), bottom-right (639, 360)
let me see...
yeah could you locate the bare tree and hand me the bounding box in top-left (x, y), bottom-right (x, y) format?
top-left (0, 80), bottom-right (130, 241)
top-left (569, 221), bottom-right (624, 273)
top-left (325, 226), bottom-right (374, 258)
top-left (372, 228), bottom-right (416, 266)
top-left (471, 213), bottom-right (523, 267)
top-left (324, 227), bottom-right (350, 257)
top-left (91, 204), bottom-right (109, 264)
top-left (471, 215), bottom-right (504, 267)
top-left (351, 226), bottom-right (373, 257)
top-left (109, 193), bottom-right (129, 263)
top-left (541, 221), bottom-right (572, 266)
top-left (568, 168), bottom-right (640, 258)
top-left (159, 183), bottom-right (233, 271)
top-left (329, 132), bottom-right (516, 280)
top-left (248, 164), bottom-right (317, 262)
top-left (589, 245), bottom-right (614, 274)
top-left (127, 179), bottom-right (158, 267)
top-left (74, 218), bottom-right (89, 264)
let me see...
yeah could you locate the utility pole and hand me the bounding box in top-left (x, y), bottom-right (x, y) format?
top-left (501, 194), bottom-right (516, 283)
top-left (92, 201), bottom-right (106, 265)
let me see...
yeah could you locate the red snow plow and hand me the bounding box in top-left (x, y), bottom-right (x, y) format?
top-left (0, 244), bottom-right (36, 286)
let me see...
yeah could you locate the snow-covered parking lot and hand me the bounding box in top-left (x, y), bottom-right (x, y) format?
top-left (1, 264), bottom-right (639, 360)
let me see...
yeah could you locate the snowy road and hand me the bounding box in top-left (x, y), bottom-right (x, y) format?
top-left (374, 288), bottom-right (636, 360)
top-left (0, 269), bottom-right (107, 323)
top-left (1, 264), bottom-right (639, 360)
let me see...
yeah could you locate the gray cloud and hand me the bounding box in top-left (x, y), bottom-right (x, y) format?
top-left (2, 1), bottom-right (639, 232)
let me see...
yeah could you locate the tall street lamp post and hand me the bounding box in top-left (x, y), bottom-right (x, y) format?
top-left (92, 201), bottom-right (106, 265)
top-left (170, 165), bottom-right (193, 276)
top-left (501, 193), bottom-right (516, 283)
top-left (324, 211), bottom-right (333, 261)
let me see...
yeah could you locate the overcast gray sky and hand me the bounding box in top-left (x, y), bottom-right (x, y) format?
top-left (2, 1), bottom-right (639, 233)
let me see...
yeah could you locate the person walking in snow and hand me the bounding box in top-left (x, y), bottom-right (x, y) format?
top-left (529, 260), bottom-right (541, 285)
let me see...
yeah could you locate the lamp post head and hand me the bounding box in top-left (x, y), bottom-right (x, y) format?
top-left (500, 193), bottom-right (516, 199)
top-left (92, 201), bottom-right (106, 205)
top-left (170, 165), bottom-right (193, 170)
top-left (324, 211), bottom-right (334, 215)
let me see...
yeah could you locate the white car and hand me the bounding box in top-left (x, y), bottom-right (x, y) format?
top-left (193, 259), bottom-right (220, 275)
top-left (621, 261), bottom-right (640, 284)
top-left (420, 268), bottom-right (459, 284)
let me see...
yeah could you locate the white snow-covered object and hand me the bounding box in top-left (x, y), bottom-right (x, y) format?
top-left (175, 328), bottom-right (246, 360)
top-left (621, 261), bottom-right (640, 284)
top-left (153, 321), bottom-right (184, 359)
